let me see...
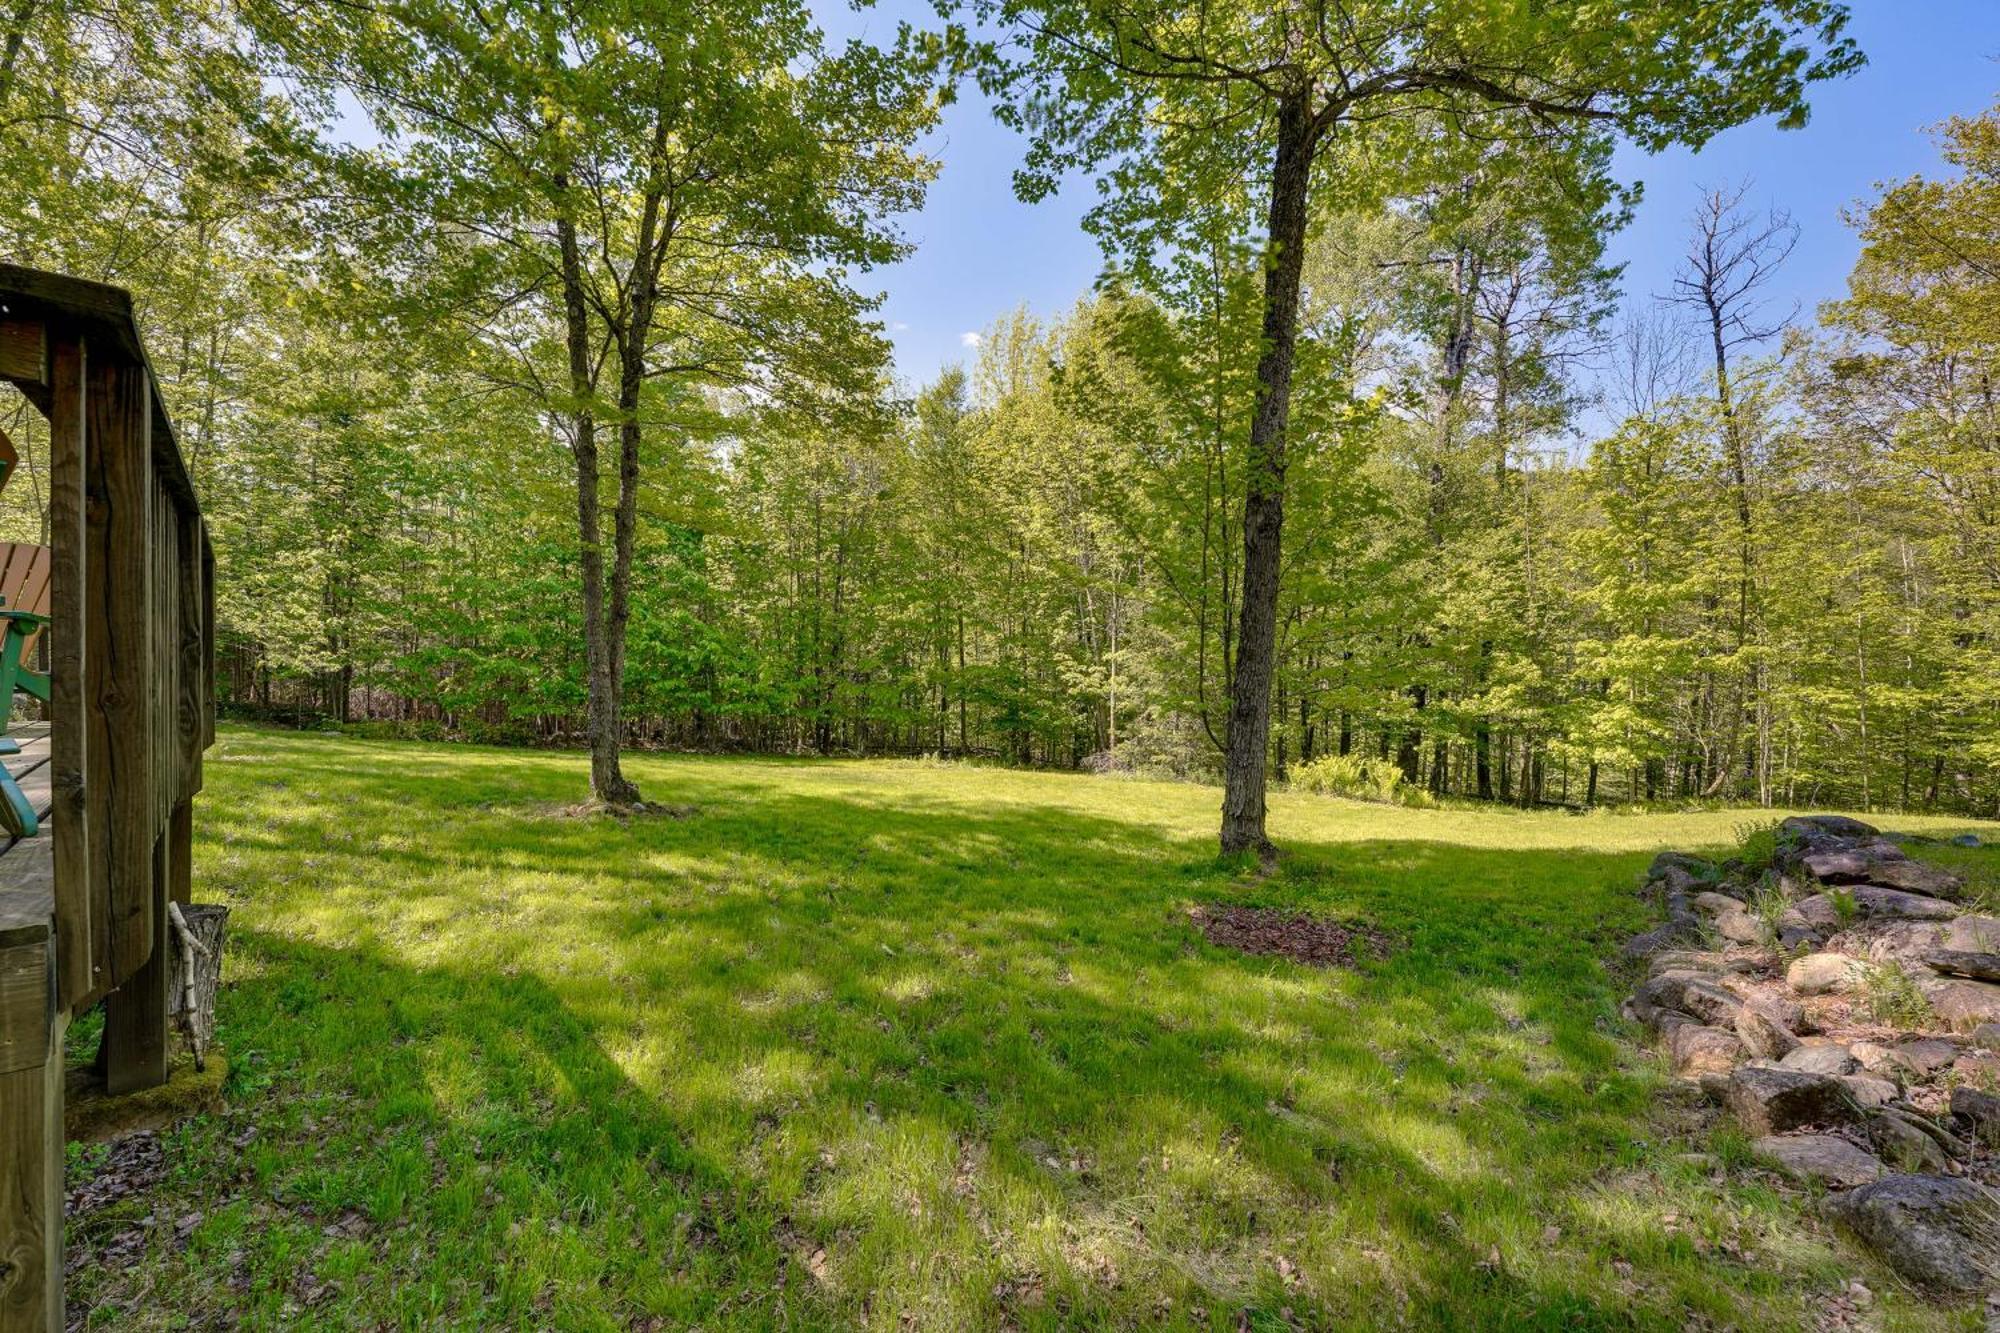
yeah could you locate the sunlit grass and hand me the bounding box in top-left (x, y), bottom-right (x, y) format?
top-left (66, 727), bottom-right (1998, 1330)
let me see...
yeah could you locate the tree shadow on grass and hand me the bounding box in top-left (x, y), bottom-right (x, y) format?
top-left (111, 729), bottom-right (1887, 1329)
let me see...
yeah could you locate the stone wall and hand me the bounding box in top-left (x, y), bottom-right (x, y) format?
top-left (1623, 816), bottom-right (2000, 1294)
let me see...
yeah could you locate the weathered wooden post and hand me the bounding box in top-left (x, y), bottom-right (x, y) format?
top-left (0, 266), bottom-right (217, 1331)
top-left (0, 850), bottom-right (63, 1333)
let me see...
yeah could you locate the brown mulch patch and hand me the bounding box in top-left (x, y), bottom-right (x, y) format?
top-left (532, 799), bottom-right (699, 821)
top-left (66, 1128), bottom-right (167, 1221)
top-left (1186, 905), bottom-right (1392, 968)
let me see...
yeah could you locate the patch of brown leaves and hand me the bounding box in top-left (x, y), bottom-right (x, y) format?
top-left (66, 1129), bottom-right (166, 1220)
top-left (1186, 905), bottom-right (1391, 968)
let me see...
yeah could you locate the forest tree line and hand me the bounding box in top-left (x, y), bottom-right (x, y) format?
top-left (3, 1), bottom-right (1995, 816)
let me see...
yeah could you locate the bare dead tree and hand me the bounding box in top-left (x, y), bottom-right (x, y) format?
top-left (1609, 303), bottom-right (1697, 424)
top-left (1665, 182), bottom-right (1798, 802)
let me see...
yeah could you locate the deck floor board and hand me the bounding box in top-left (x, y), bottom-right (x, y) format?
top-left (0, 720), bottom-right (53, 884)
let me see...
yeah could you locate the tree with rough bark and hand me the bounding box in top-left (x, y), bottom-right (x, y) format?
top-left (960, 0), bottom-right (1861, 856)
top-left (250, 0), bottom-right (939, 803)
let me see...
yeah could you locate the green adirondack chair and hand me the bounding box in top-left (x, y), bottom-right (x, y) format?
top-left (0, 430), bottom-right (50, 838)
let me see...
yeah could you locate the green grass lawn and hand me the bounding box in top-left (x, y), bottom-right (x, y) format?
top-left (66, 728), bottom-right (2000, 1331)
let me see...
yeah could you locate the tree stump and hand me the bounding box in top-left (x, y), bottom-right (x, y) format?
top-left (166, 902), bottom-right (226, 1070)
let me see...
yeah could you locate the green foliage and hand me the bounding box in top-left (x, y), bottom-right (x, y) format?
top-left (1828, 886), bottom-right (1860, 930)
top-left (1291, 753), bottom-right (1424, 806)
top-left (1856, 961), bottom-right (1935, 1028)
top-left (6, 0), bottom-right (1999, 821)
top-left (1746, 877), bottom-right (1793, 950)
top-left (1733, 818), bottom-right (1786, 873)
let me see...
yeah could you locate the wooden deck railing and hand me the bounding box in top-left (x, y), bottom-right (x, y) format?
top-left (0, 263), bottom-right (215, 1332)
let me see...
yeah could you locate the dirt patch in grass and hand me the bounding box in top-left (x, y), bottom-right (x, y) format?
top-left (1186, 904), bottom-right (1391, 968)
top-left (532, 798), bottom-right (699, 821)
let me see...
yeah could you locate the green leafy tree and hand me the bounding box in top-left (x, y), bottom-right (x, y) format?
top-left (252, 0), bottom-right (940, 802)
top-left (963, 0), bottom-right (1861, 853)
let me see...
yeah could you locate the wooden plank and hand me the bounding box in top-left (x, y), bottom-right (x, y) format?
top-left (84, 352), bottom-right (153, 988)
top-left (0, 540), bottom-right (52, 661)
top-left (0, 833), bottom-right (56, 1330)
top-left (168, 800), bottom-right (190, 909)
top-left (0, 317), bottom-right (44, 388)
top-left (4, 723), bottom-right (49, 750)
top-left (0, 268), bottom-right (137, 360)
top-left (0, 1008), bottom-right (63, 1333)
top-left (177, 504), bottom-right (203, 799)
top-left (0, 855), bottom-right (50, 950)
top-left (89, 346), bottom-right (167, 1094)
top-left (0, 939), bottom-right (47, 1074)
top-left (151, 482), bottom-right (176, 823)
top-left (46, 331), bottom-right (91, 1013)
top-left (200, 528), bottom-right (214, 750)
top-left (0, 265), bottom-right (201, 521)
top-left (0, 544), bottom-right (51, 618)
top-left (101, 830), bottom-right (166, 1094)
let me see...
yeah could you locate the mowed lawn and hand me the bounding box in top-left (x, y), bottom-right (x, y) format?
top-left (66, 728), bottom-right (2000, 1331)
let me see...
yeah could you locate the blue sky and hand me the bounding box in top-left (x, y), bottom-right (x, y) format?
top-left (831, 2), bottom-right (2000, 395)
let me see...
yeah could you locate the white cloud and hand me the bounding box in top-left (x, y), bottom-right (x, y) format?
top-left (891, 320), bottom-right (909, 332)
top-left (959, 331), bottom-right (982, 349)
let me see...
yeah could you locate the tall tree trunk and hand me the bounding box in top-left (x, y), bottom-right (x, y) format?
top-left (557, 209), bottom-right (637, 804)
top-left (956, 611), bottom-right (968, 752)
top-left (1397, 686), bottom-right (1425, 783)
top-left (1705, 308), bottom-right (1760, 804)
top-left (1220, 93), bottom-right (1315, 859)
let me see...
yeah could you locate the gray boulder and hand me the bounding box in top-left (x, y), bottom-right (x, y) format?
top-left (1922, 949), bottom-right (2000, 982)
top-left (1734, 1006), bottom-right (1798, 1060)
top-left (1727, 1065), bottom-right (1859, 1136)
top-left (1862, 859), bottom-right (1965, 900)
top-left (1839, 1075), bottom-right (1900, 1109)
top-left (1921, 978), bottom-right (2000, 1030)
top-left (1648, 950), bottom-right (1730, 975)
top-left (1892, 1036), bottom-right (1962, 1075)
top-left (1951, 1086), bottom-right (2000, 1145)
top-left (1780, 1043), bottom-right (1859, 1077)
top-left (1783, 814), bottom-right (1880, 840)
top-left (1719, 978), bottom-right (1806, 1032)
top-left (1799, 840), bottom-right (1907, 884)
top-left (1795, 887), bottom-right (1957, 932)
top-left (1636, 972), bottom-right (1745, 1027)
top-left (1850, 1041), bottom-right (1917, 1080)
top-left (1946, 915), bottom-right (2000, 953)
top-left (1649, 850), bottom-right (1717, 881)
top-left (1715, 908), bottom-right (1763, 945)
top-left (1826, 1175), bottom-right (2000, 1293)
top-left (1668, 1024), bottom-right (1744, 1079)
top-left (1753, 1134), bottom-right (1883, 1188)
top-left (1951, 1050), bottom-right (2000, 1083)
top-left (1843, 920), bottom-right (1950, 965)
top-left (1776, 923), bottom-right (1823, 951)
top-left (1867, 1109), bottom-right (1951, 1173)
top-left (1692, 890), bottom-right (1743, 915)
top-left (1622, 916), bottom-right (1700, 960)
top-left (1787, 952), bottom-right (1859, 996)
